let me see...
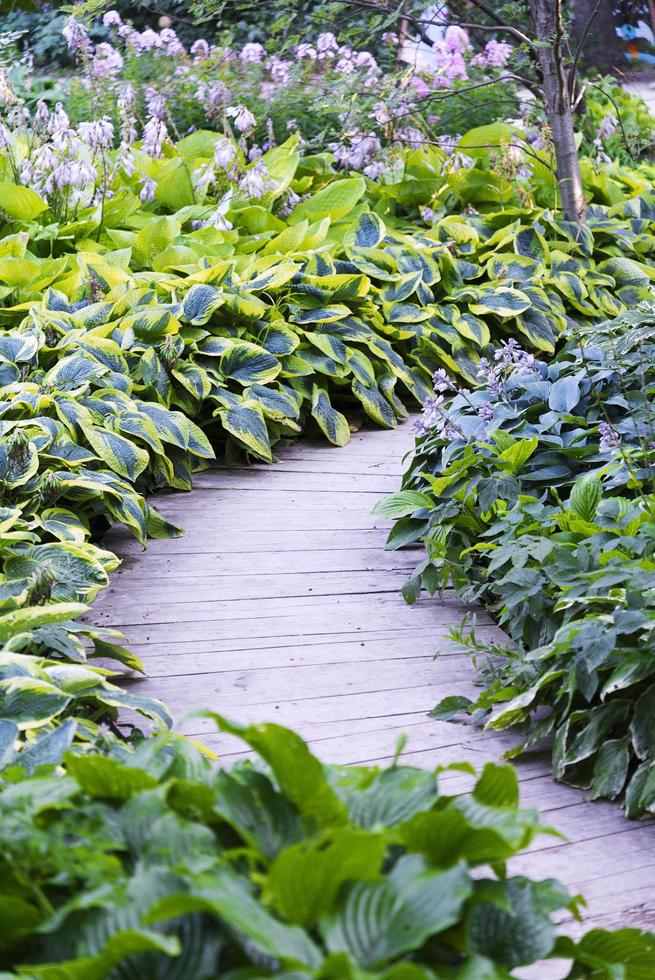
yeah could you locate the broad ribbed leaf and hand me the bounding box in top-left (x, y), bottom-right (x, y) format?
top-left (321, 855), bottom-right (472, 967)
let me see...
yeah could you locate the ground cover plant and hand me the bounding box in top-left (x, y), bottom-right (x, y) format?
top-left (2, 6), bottom-right (655, 966)
top-left (1, 83), bottom-right (655, 758)
top-left (2, 714), bottom-right (655, 978)
top-left (378, 304), bottom-right (655, 817)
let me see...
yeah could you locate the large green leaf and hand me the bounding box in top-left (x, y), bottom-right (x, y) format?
top-left (321, 856), bottom-right (472, 968)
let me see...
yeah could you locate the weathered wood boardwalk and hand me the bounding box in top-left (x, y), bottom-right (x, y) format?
top-left (92, 419), bottom-right (655, 951)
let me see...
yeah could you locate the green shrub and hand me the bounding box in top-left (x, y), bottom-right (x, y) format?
top-left (2, 715), bottom-right (655, 977)
top-left (378, 306), bottom-right (655, 816)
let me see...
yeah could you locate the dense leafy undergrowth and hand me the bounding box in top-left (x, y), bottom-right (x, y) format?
top-left (3, 91), bottom-right (655, 965)
top-left (4, 112), bottom-right (655, 752)
top-left (3, 715), bottom-right (655, 978)
top-left (380, 305), bottom-right (655, 817)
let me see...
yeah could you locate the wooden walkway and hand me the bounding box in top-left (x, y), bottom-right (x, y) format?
top-left (91, 419), bottom-right (655, 948)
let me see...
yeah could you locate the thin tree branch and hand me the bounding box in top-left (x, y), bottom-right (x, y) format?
top-left (586, 80), bottom-right (636, 160)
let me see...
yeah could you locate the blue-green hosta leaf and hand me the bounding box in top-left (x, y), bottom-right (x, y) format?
top-left (373, 490), bottom-right (433, 519)
top-left (264, 827), bottom-right (386, 927)
top-left (0, 438), bottom-right (39, 488)
top-left (486, 253), bottom-right (541, 282)
top-left (346, 348), bottom-right (376, 386)
top-left (241, 260), bottom-right (299, 291)
top-left (514, 226), bottom-right (549, 262)
top-left (321, 855), bottom-right (472, 968)
top-left (252, 323), bottom-right (299, 356)
top-left (381, 271), bottom-right (423, 304)
top-left (222, 290), bottom-right (270, 320)
top-left (246, 383), bottom-right (300, 421)
top-left (181, 284), bottom-right (223, 325)
top-left (220, 341), bottom-right (281, 385)
top-left (346, 211), bottom-right (386, 249)
top-left (292, 305), bottom-right (352, 325)
top-left (172, 362), bottom-right (212, 401)
top-left (38, 508), bottom-right (88, 544)
top-left (311, 386), bottom-right (350, 446)
top-left (0, 719), bottom-right (19, 766)
top-left (465, 287), bottom-right (531, 319)
top-left (15, 718), bottom-right (77, 772)
top-left (218, 401), bottom-right (272, 461)
top-left (80, 424), bottom-right (150, 481)
top-left (0, 332), bottom-right (39, 362)
top-left (352, 380), bottom-right (396, 429)
top-left (548, 376), bottom-right (581, 413)
top-left (516, 310), bottom-right (557, 354)
top-left (0, 674), bottom-right (72, 730)
top-left (5, 543), bottom-right (110, 602)
top-left (44, 353), bottom-right (104, 392)
top-left (453, 311), bottom-right (490, 348)
top-left (597, 256), bottom-right (652, 287)
top-left (306, 332), bottom-right (348, 365)
top-left (384, 303), bottom-right (432, 324)
top-left (0, 602), bottom-right (87, 643)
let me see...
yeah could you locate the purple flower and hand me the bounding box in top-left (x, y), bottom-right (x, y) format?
top-left (483, 40), bottom-right (513, 67)
top-left (239, 161), bottom-right (274, 199)
top-left (63, 17), bottom-right (92, 55)
top-left (226, 104), bottom-right (256, 133)
top-left (444, 26), bottom-right (470, 54)
top-left (478, 402), bottom-right (494, 421)
top-left (241, 42), bottom-right (265, 63)
top-left (92, 43), bottom-right (123, 78)
top-left (196, 80), bottom-right (229, 113)
top-left (145, 87), bottom-right (167, 121)
top-left (598, 421), bottom-right (620, 454)
top-left (214, 137), bottom-right (237, 170)
top-left (102, 10), bottom-right (122, 28)
top-left (354, 51), bottom-right (378, 73)
top-left (317, 32), bottom-right (339, 58)
top-left (268, 57), bottom-right (293, 84)
top-left (191, 38), bottom-right (210, 61)
top-left (78, 117), bottom-right (114, 152)
top-left (598, 113), bottom-right (618, 140)
top-left (433, 368), bottom-right (458, 394)
top-left (142, 117), bottom-right (168, 157)
top-left (295, 42), bottom-right (317, 60)
top-left (331, 132), bottom-right (381, 171)
top-left (160, 28), bottom-right (185, 58)
top-left (139, 176), bottom-right (157, 203)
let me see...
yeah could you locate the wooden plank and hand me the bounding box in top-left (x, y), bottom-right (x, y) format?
top-left (132, 628), bottom-right (507, 676)
top-left (98, 414), bottom-right (655, 936)
top-left (104, 528), bottom-right (390, 554)
top-left (192, 469), bottom-right (402, 493)
top-left (88, 592), bottom-right (486, 631)
top-left (110, 547), bottom-right (423, 579)
top-left (103, 569), bottom-right (413, 604)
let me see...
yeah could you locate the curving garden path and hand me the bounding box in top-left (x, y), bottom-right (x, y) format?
top-left (90, 419), bottom-right (655, 944)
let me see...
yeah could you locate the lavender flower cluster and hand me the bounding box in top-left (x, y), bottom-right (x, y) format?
top-left (53, 13), bottom-right (517, 183)
top-left (415, 340), bottom-right (539, 439)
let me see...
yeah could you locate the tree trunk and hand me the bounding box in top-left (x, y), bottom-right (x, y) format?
top-left (571, 0), bottom-right (623, 75)
top-left (528, 0), bottom-right (587, 223)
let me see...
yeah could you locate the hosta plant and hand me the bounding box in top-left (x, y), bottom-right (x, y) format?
top-left (1, 715), bottom-right (654, 977)
top-left (377, 306), bottom-right (655, 817)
